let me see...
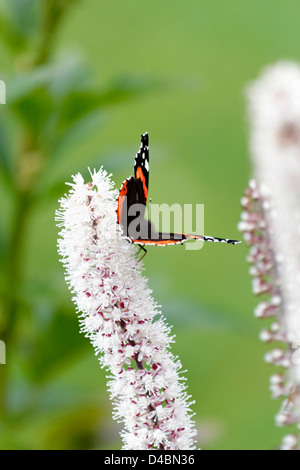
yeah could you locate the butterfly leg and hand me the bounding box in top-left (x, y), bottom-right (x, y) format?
top-left (138, 245), bottom-right (147, 261)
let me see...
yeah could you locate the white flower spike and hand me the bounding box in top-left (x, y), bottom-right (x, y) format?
top-left (56, 168), bottom-right (197, 450)
top-left (240, 62), bottom-right (300, 449)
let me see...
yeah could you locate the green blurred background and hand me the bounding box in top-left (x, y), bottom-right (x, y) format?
top-left (0, 0), bottom-right (299, 450)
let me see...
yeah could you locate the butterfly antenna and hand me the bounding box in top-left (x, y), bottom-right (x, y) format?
top-left (199, 235), bottom-right (241, 245)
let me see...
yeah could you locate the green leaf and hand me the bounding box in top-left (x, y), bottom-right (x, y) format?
top-left (6, 56), bottom-right (94, 139)
top-left (57, 74), bottom-right (159, 131)
top-left (0, 0), bottom-right (39, 52)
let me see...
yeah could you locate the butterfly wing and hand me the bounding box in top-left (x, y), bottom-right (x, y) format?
top-left (134, 132), bottom-right (149, 206)
top-left (130, 232), bottom-right (241, 246)
top-left (130, 233), bottom-right (188, 246)
top-left (117, 177), bottom-right (136, 229)
top-left (117, 132), bottom-right (241, 247)
top-left (117, 133), bottom-right (149, 237)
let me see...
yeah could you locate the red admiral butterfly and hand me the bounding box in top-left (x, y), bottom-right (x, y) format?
top-left (117, 132), bottom-right (240, 247)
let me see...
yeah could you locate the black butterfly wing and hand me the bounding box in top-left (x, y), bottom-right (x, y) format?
top-left (117, 133), bottom-right (149, 237)
top-left (134, 132), bottom-right (149, 206)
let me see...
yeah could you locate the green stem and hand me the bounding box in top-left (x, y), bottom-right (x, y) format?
top-left (0, 190), bottom-right (30, 416)
top-left (2, 193), bottom-right (30, 341)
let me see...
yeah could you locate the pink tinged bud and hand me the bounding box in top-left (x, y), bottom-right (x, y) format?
top-left (252, 278), bottom-right (270, 295)
top-left (240, 196), bottom-right (251, 208)
top-left (276, 412), bottom-right (296, 427)
top-left (260, 327), bottom-right (287, 343)
top-left (254, 301), bottom-right (278, 319)
top-left (249, 179), bottom-right (259, 195)
top-left (270, 295), bottom-right (281, 307)
top-left (265, 348), bottom-right (284, 363)
top-left (264, 349), bottom-right (291, 368)
top-left (237, 220), bottom-right (256, 232)
top-left (270, 386), bottom-right (285, 399)
top-left (260, 329), bottom-right (273, 343)
top-left (269, 374), bottom-right (287, 398)
top-left (270, 322), bottom-right (280, 332)
top-left (270, 373), bottom-right (284, 385)
top-left (280, 434), bottom-right (298, 450)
